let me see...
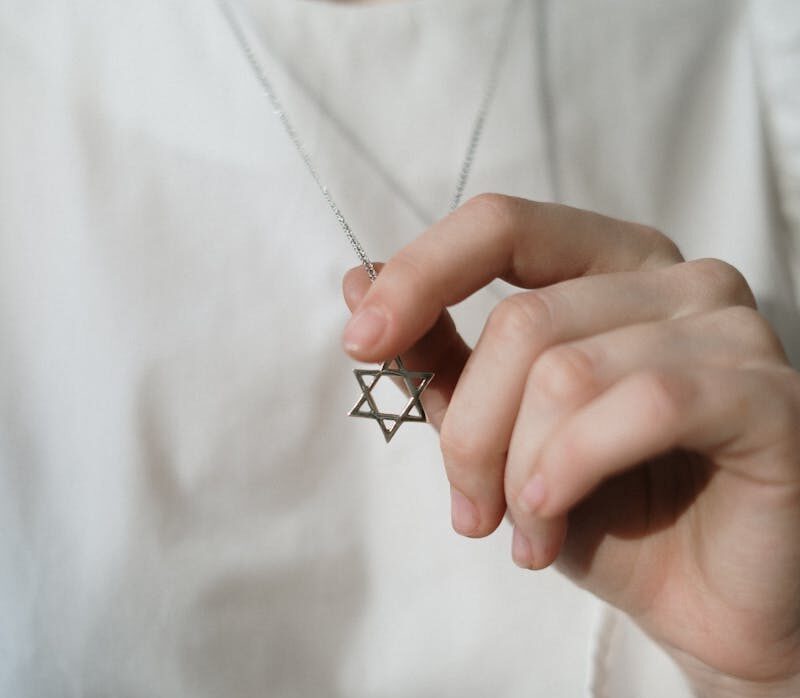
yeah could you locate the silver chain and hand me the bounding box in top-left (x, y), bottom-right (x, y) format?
top-left (218, 0), bottom-right (520, 282)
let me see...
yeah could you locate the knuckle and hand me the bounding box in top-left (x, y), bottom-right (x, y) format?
top-left (528, 344), bottom-right (598, 405)
top-left (439, 420), bottom-right (486, 477)
top-left (683, 258), bottom-right (756, 308)
top-left (504, 466), bottom-right (542, 511)
top-left (461, 193), bottom-right (520, 234)
top-left (486, 293), bottom-right (551, 344)
top-left (717, 306), bottom-right (787, 361)
top-left (638, 225), bottom-right (683, 266)
top-left (630, 370), bottom-right (687, 428)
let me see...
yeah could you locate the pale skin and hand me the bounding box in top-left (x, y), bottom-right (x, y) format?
top-left (340, 196), bottom-right (800, 697)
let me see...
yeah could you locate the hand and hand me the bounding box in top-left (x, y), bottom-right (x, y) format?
top-left (340, 195), bottom-right (800, 696)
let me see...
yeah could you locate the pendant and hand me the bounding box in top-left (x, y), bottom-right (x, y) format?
top-left (349, 356), bottom-right (435, 443)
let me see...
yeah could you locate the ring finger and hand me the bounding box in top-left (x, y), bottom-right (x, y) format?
top-left (506, 305), bottom-right (783, 567)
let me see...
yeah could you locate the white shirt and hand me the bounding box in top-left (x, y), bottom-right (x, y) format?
top-left (1, 1), bottom-right (798, 696)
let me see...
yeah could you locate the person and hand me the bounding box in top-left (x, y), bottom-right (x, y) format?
top-left (1, 1), bottom-right (798, 696)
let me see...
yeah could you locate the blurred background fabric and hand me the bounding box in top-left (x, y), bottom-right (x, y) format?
top-left (0, 1), bottom-right (797, 696)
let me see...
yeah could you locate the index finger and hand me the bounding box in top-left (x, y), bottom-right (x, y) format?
top-left (342, 194), bottom-right (682, 363)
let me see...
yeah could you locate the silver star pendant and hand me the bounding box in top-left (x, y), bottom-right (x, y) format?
top-left (349, 356), bottom-right (435, 443)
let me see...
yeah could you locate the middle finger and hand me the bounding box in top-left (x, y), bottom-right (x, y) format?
top-left (442, 265), bottom-right (700, 538)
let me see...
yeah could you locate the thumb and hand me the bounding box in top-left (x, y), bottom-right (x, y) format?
top-left (341, 264), bottom-right (471, 430)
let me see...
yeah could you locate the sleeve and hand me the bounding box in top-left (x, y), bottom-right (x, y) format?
top-left (590, 605), bottom-right (696, 698)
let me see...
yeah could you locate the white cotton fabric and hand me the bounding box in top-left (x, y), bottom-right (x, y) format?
top-left (0, 1), bottom-right (797, 696)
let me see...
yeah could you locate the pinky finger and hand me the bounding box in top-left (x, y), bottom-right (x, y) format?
top-left (519, 367), bottom-right (800, 518)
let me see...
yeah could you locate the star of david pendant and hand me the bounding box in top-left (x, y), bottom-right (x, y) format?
top-left (348, 356), bottom-right (435, 443)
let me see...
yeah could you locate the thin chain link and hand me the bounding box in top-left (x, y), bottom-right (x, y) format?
top-left (448, 0), bottom-right (519, 213)
top-left (218, 0), bottom-right (519, 282)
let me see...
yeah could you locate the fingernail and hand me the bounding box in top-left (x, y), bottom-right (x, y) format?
top-left (343, 306), bottom-right (388, 353)
top-left (450, 487), bottom-right (479, 535)
top-left (512, 526), bottom-right (534, 568)
top-left (518, 473), bottom-right (546, 514)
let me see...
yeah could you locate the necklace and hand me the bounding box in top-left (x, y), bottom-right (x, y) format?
top-left (218, 0), bottom-right (520, 442)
